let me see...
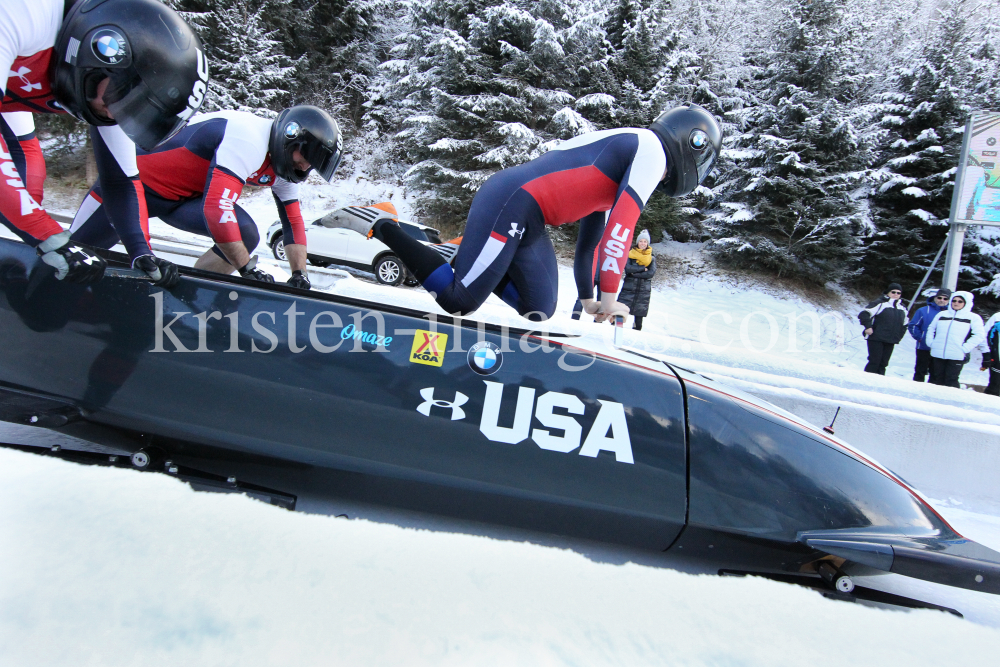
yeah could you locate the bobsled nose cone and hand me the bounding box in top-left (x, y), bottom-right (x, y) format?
top-left (800, 529), bottom-right (1000, 596)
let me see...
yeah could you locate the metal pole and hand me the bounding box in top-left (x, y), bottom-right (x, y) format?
top-left (907, 236), bottom-right (949, 314)
top-left (942, 115), bottom-right (975, 291)
top-left (942, 224), bottom-right (967, 291)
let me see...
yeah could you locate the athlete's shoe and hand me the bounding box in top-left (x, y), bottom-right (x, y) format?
top-left (317, 202), bottom-right (399, 239)
top-left (430, 240), bottom-right (460, 264)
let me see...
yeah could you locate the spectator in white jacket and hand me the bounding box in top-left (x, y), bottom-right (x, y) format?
top-left (926, 290), bottom-right (986, 388)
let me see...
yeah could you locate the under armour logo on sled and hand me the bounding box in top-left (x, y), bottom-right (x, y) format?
top-left (509, 223), bottom-right (524, 239)
top-left (416, 388), bottom-right (468, 420)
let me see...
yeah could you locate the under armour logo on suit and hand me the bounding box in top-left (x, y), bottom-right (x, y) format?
top-left (509, 223), bottom-right (524, 238)
top-left (9, 67), bottom-right (42, 93)
top-left (416, 388), bottom-right (468, 420)
top-left (70, 247), bottom-right (99, 265)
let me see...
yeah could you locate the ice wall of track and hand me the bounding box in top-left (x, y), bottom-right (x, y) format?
top-left (697, 381), bottom-right (1000, 514)
top-left (634, 345), bottom-right (1000, 513)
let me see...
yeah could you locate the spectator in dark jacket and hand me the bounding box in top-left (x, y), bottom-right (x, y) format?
top-left (908, 288), bottom-right (951, 382)
top-left (616, 229), bottom-right (656, 331)
top-left (980, 314), bottom-right (1000, 396)
top-left (859, 282), bottom-right (909, 375)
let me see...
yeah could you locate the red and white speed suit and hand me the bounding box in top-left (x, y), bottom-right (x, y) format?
top-left (69, 110), bottom-right (306, 257)
top-left (0, 0), bottom-right (153, 260)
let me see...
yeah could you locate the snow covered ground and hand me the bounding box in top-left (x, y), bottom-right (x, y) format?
top-left (3, 176), bottom-right (1000, 661)
top-left (2, 446), bottom-right (999, 667)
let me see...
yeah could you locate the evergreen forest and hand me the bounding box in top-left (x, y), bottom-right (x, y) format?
top-left (56, 0), bottom-right (1000, 299)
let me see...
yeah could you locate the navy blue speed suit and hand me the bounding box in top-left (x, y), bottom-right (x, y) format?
top-left (385, 128), bottom-right (666, 320)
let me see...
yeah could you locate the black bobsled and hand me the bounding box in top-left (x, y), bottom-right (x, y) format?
top-left (2, 236), bottom-right (999, 598)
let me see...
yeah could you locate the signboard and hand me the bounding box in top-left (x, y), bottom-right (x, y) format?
top-left (954, 111), bottom-right (1000, 226)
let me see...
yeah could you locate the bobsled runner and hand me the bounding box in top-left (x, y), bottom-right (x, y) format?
top-left (1, 236), bottom-right (999, 602)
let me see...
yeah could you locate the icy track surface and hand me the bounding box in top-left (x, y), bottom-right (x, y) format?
top-left (2, 447), bottom-right (999, 667)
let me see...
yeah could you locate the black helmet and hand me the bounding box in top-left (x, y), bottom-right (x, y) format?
top-left (51, 0), bottom-right (209, 151)
top-left (648, 103), bottom-right (723, 197)
top-left (269, 106), bottom-right (343, 184)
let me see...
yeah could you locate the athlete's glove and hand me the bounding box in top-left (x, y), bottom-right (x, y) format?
top-left (594, 301), bottom-right (630, 324)
top-left (36, 232), bottom-right (107, 284)
top-left (580, 295), bottom-right (630, 323)
top-left (287, 270), bottom-right (311, 290)
top-left (133, 255), bottom-right (180, 288)
top-left (238, 256), bottom-right (275, 283)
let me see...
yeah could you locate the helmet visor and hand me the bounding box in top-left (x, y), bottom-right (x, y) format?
top-left (107, 80), bottom-right (188, 152)
top-left (301, 141), bottom-right (342, 182)
top-left (695, 145), bottom-right (717, 183)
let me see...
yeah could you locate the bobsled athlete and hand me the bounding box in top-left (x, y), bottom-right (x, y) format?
top-left (70, 106), bottom-right (342, 288)
top-left (325, 103), bottom-right (721, 321)
top-left (1, 0), bottom-right (210, 286)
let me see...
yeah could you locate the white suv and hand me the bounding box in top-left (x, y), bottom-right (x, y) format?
top-left (267, 215), bottom-right (453, 286)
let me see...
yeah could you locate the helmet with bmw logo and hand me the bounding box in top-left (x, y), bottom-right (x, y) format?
top-left (269, 105), bottom-right (343, 184)
top-left (648, 103), bottom-right (723, 197)
top-left (51, 0), bottom-right (209, 151)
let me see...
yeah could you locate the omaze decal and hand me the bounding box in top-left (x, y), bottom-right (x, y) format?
top-left (339, 323), bottom-right (392, 348)
top-left (409, 329), bottom-right (448, 366)
top-left (415, 381), bottom-right (634, 464)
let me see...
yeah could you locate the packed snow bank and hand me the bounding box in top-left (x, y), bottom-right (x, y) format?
top-left (647, 353), bottom-right (1000, 512)
top-left (2, 448), bottom-right (999, 666)
top-left (610, 344), bottom-right (1000, 511)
